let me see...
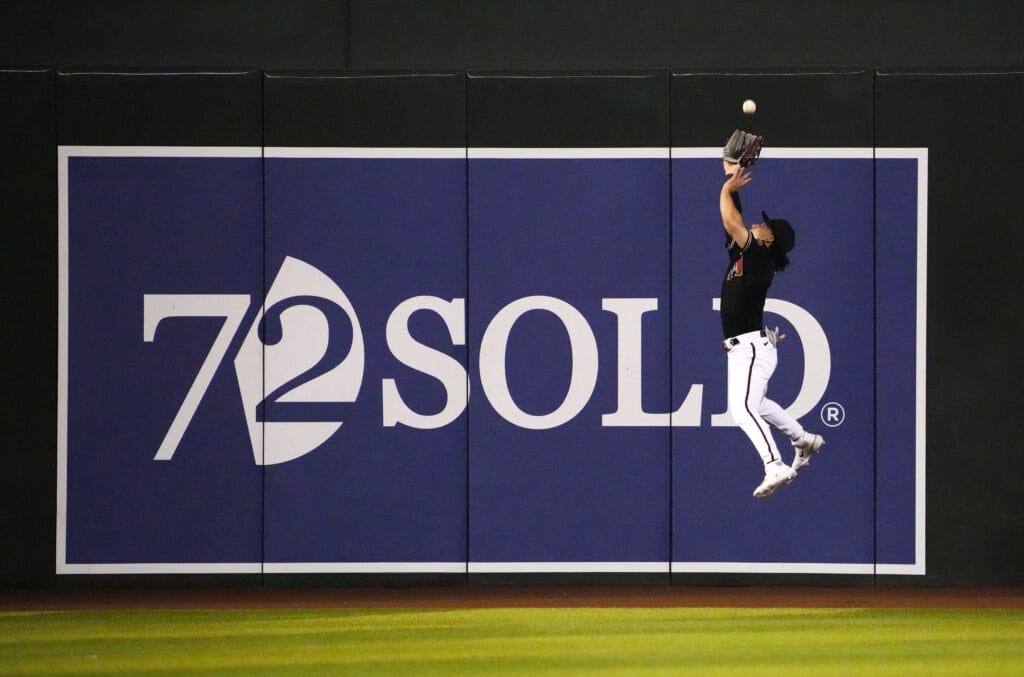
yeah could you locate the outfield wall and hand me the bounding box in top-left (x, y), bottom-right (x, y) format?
top-left (4, 67), bottom-right (1020, 587)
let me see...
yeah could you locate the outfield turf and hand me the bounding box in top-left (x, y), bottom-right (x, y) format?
top-left (2, 607), bottom-right (1022, 675)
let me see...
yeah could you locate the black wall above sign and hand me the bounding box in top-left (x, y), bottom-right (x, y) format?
top-left (57, 71), bottom-right (261, 147)
top-left (468, 71), bottom-right (668, 148)
top-left (670, 71), bottom-right (873, 148)
top-left (264, 72), bottom-right (465, 148)
top-left (4, 2), bottom-right (1024, 71)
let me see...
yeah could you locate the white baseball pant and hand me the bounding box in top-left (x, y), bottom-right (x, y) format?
top-left (724, 330), bottom-right (805, 466)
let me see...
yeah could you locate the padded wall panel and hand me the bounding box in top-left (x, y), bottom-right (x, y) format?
top-left (1, 69), bottom-right (56, 585)
top-left (467, 72), bottom-right (671, 577)
top-left (670, 72), bottom-right (879, 582)
top-left (261, 73), bottom-right (467, 575)
top-left (876, 72), bottom-right (1024, 585)
top-left (57, 71), bottom-right (263, 574)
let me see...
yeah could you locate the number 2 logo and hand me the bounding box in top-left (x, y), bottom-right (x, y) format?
top-left (143, 257), bottom-right (365, 466)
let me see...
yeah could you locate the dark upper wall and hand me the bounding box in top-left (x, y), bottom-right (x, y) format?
top-left (1, 1), bottom-right (349, 69)
top-left (3, 1), bottom-right (1024, 70)
top-left (349, 1), bottom-right (1024, 70)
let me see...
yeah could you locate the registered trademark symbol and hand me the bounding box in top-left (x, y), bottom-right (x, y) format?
top-left (820, 401), bottom-right (845, 427)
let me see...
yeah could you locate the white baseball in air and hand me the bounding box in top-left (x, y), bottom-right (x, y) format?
top-left (742, 99), bottom-right (757, 114)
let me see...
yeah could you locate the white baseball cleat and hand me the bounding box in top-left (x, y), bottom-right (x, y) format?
top-left (792, 432), bottom-right (825, 472)
top-left (753, 461), bottom-right (797, 498)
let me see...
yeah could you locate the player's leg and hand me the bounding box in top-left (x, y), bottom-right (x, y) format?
top-left (760, 397), bottom-right (804, 439)
top-left (760, 398), bottom-right (823, 470)
top-left (726, 343), bottom-right (783, 466)
top-left (727, 342), bottom-right (795, 497)
top-left (746, 341), bottom-right (806, 446)
top-left (755, 344), bottom-right (824, 471)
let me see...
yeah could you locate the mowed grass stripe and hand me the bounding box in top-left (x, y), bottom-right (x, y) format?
top-left (1, 607), bottom-right (1022, 675)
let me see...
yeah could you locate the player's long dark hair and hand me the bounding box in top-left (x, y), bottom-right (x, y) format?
top-left (764, 214), bottom-right (794, 272)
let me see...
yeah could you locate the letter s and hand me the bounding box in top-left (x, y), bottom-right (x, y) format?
top-left (382, 297), bottom-right (467, 429)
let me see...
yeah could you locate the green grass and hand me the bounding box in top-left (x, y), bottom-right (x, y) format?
top-left (2, 607), bottom-right (1022, 675)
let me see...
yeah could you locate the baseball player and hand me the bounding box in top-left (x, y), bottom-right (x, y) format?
top-left (719, 130), bottom-right (824, 498)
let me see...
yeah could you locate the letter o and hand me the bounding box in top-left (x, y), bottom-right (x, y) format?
top-left (479, 296), bottom-right (598, 430)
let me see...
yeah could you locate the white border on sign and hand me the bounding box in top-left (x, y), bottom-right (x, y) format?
top-left (469, 147), bottom-right (669, 159)
top-left (265, 147), bottom-right (464, 159)
top-left (671, 562), bottom-right (875, 575)
top-left (874, 148), bottom-right (928, 576)
top-left (58, 146), bottom-right (926, 576)
top-left (468, 562), bottom-right (669, 574)
top-left (671, 147), bottom-right (875, 159)
top-left (262, 563), bottom-right (462, 574)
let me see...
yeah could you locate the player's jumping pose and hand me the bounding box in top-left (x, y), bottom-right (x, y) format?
top-left (719, 151), bottom-right (824, 498)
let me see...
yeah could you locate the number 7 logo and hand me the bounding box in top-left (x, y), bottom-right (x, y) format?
top-left (143, 294), bottom-right (251, 461)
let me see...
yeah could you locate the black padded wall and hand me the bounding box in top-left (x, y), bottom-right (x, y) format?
top-left (57, 71), bottom-right (260, 147)
top-left (265, 72), bottom-right (464, 148)
top-left (875, 71), bottom-right (1024, 586)
top-left (0, 69), bottom-right (56, 586)
top-left (670, 71), bottom-right (873, 148)
top-left (468, 71), bottom-right (668, 148)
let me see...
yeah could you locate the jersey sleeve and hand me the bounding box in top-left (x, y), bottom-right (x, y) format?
top-left (726, 230), bottom-right (752, 255)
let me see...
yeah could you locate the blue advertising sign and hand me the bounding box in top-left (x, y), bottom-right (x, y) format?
top-left (58, 146), bottom-right (925, 575)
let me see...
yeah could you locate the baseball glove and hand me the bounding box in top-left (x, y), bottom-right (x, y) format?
top-left (723, 129), bottom-right (764, 167)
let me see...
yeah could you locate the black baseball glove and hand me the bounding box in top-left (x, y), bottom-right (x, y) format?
top-left (723, 129), bottom-right (764, 167)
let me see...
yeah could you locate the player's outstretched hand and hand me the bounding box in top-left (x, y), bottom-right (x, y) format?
top-left (724, 166), bottom-right (752, 192)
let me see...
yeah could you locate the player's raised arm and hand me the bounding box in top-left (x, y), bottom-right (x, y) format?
top-left (720, 167), bottom-right (751, 247)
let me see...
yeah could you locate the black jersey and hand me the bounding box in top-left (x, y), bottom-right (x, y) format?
top-left (720, 230), bottom-right (775, 339)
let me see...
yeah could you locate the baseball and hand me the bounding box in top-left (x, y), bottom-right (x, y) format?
top-left (742, 99), bottom-right (757, 114)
